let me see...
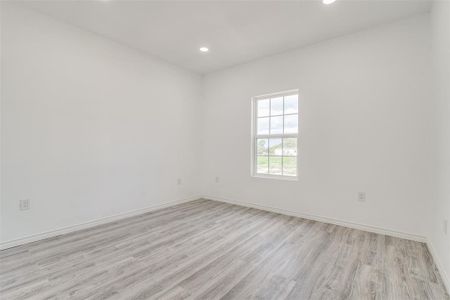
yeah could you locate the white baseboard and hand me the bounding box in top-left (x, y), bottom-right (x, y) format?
top-left (427, 240), bottom-right (450, 294)
top-left (205, 195), bottom-right (449, 294)
top-left (0, 196), bottom-right (200, 250)
top-left (203, 195), bottom-right (427, 243)
top-left (3, 195), bottom-right (445, 294)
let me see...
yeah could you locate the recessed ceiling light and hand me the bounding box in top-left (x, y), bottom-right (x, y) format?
top-left (323, 0), bottom-right (336, 4)
top-left (199, 47), bottom-right (209, 53)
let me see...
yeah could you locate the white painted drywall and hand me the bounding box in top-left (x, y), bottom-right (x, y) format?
top-left (430, 0), bottom-right (450, 289)
top-left (1, 3), bottom-right (445, 277)
top-left (0, 4), bottom-right (202, 243)
top-left (200, 15), bottom-right (434, 238)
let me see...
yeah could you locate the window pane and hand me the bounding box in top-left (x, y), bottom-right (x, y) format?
top-left (256, 138), bottom-right (269, 155)
top-left (283, 138), bottom-right (297, 156)
top-left (257, 117), bottom-right (269, 135)
top-left (270, 116), bottom-right (283, 134)
top-left (257, 99), bottom-right (270, 117)
top-left (283, 157), bottom-right (297, 176)
top-left (284, 95), bottom-right (298, 114)
top-left (284, 114), bottom-right (298, 134)
top-left (269, 138), bottom-right (282, 156)
top-left (253, 92), bottom-right (299, 178)
top-left (257, 156), bottom-right (268, 174)
top-left (269, 156), bottom-right (282, 175)
top-left (270, 97), bottom-right (283, 116)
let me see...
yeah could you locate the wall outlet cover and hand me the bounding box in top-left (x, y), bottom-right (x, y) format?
top-left (358, 192), bottom-right (366, 202)
top-left (20, 199), bottom-right (30, 211)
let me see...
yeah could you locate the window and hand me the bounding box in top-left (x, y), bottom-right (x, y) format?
top-left (252, 90), bottom-right (298, 179)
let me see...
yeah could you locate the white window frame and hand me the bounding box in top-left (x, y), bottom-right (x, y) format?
top-left (251, 89), bottom-right (299, 181)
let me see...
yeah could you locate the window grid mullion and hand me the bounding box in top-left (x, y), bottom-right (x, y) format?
top-left (268, 98), bottom-right (271, 174)
top-left (255, 134), bottom-right (298, 139)
top-left (258, 112), bottom-right (297, 118)
top-left (254, 100), bottom-right (256, 175)
top-left (281, 95), bottom-right (284, 175)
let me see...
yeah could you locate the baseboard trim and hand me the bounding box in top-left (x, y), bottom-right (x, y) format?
top-left (2, 195), bottom-right (445, 293)
top-left (0, 196), bottom-right (199, 250)
top-left (203, 195), bottom-right (426, 243)
top-left (427, 240), bottom-right (450, 294)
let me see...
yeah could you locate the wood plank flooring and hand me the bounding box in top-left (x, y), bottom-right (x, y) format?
top-left (1, 199), bottom-right (448, 299)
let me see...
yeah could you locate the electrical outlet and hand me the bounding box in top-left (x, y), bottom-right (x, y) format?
top-left (177, 178), bottom-right (182, 185)
top-left (19, 199), bottom-right (30, 211)
top-left (215, 176), bottom-right (220, 183)
top-left (444, 219), bottom-right (448, 235)
top-left (357, 192), bottom-right (366, 202)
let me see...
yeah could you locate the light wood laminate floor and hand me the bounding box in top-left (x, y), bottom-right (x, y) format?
top-left (1, 199), bottom-right (448, 300)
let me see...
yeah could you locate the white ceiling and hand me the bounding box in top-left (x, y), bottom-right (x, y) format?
top-left (20, 0), bottom-right (431, 74)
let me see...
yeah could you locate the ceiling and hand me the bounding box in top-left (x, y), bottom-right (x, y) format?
top-left (19, 0), bottom-right (431, 74)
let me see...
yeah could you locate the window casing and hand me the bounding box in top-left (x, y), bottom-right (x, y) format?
top-left (251, 90), bottom-right (299, 180)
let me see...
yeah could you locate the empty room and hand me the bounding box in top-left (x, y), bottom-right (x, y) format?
top-left (1, 0), bottom-right (449, 299)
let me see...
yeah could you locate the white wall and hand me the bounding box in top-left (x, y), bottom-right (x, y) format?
top-left (0, 4), bottom-right (202, 244)
top-left (1, 3), bottom-right (445, 277)
top-left (430, 0), bottom-right (450, 290)
top-left (201, 15), bottom-right (434, 239)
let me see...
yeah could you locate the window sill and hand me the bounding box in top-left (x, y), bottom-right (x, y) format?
top-left (251, 174), bottom-right (298, 181)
